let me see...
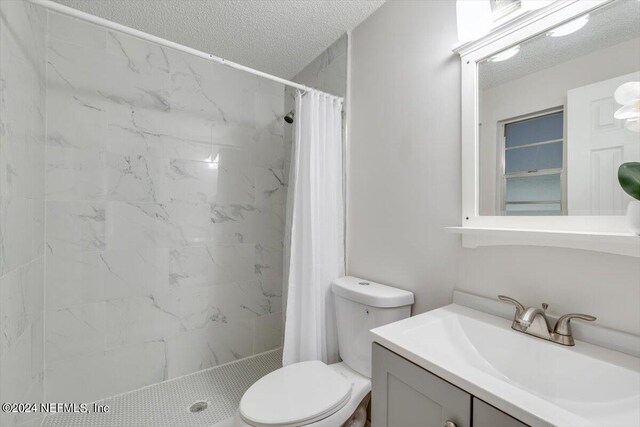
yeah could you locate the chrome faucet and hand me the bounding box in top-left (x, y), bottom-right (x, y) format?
top-left (498, 295), bottom-right (596, 346)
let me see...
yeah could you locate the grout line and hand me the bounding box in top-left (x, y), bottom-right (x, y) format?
top-left (42, 6), bottom-right (50, 408)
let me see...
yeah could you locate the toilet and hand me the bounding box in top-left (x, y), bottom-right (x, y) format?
top-left (235, 276), bottom-right (414, 427)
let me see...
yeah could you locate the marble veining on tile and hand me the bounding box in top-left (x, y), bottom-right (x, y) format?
top-left (43, 10), bottom-right (286, 403)
top-left (0, 1), bottom-right (47, 426)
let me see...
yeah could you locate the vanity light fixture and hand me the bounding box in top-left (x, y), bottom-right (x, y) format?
top-left (547, 14), bottom-right (589, 37)
top-left (488, 45), bottom-right (520, 62)
top-left (455, 0), bottom-right (493, 43)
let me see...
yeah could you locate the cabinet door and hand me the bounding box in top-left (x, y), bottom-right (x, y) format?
top-left (473, 398), bottom-right (529, 427)
top-left (372, 343), bottom-right (471, 427)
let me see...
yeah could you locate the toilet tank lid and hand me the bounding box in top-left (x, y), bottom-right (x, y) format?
top-left (331, 276), bottom-right (414, 308)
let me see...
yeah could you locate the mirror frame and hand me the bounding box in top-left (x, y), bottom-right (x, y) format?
top-left (451, 0), bottom-right (640, 257)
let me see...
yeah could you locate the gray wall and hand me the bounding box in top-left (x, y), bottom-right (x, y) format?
top-left (348, 0), bottom-right (640, 335)
top-left (348, 0), bottom-right (461, 316)
top-left (0, 2), bottom-right (46, 426)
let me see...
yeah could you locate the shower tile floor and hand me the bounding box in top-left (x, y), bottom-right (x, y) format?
top-left (43, 348), bottom-right (282, 427)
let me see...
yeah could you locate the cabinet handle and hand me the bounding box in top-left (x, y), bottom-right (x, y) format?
top-left (444, 422), bottom-right (457, 427)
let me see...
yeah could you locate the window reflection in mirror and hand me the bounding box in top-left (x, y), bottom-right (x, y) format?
top-left (478, 0), bottom-right (640, 216)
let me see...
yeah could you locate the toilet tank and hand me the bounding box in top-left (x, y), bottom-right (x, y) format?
top-left (331, 276), bottom-right (414, 378)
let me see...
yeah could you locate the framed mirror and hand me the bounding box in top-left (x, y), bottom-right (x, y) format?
top-left (478, 0), bottom-right (639, 216)
top-left (453, 0), bottom-right (640, 256)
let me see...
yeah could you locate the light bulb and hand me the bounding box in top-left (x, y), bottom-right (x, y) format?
top-left (456, 0), bottom-right (493, 43)
top-left (547, 15), bottom-right (589, 37)
top-left (488, 45), bottom-right (520, 62)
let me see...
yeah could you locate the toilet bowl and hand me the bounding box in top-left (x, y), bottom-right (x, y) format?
top-left (235, 361), bottom-right (370, 427)
top-left (235, 276), bottom-right (414, 427)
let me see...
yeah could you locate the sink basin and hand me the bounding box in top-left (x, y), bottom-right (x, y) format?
top-left (370, 304), bottom-right (640, 427)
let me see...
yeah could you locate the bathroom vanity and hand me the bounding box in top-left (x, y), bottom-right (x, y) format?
top-left (369, 294), bottom-right (640, 427)
top-left (372, 343), bottom-right (526, 427)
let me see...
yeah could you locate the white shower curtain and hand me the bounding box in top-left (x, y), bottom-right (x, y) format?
top-left (283, 90), bottom-right (345, 366)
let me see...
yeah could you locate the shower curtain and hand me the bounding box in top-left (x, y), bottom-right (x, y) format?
top-left (283, 90), bottom-right (345, 366)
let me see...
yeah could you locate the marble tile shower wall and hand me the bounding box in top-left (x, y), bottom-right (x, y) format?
top-left (45, 13), bottom-right (286, 403)
top-left (0, 1), bottom-right (47, 427)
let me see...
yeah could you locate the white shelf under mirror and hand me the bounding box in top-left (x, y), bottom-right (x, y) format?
top-left (445, 226), bottom-right (639, 257)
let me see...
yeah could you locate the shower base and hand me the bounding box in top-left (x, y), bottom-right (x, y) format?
top-left (42, 348), bottom-right (282, 427)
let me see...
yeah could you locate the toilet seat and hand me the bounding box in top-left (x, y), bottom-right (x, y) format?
top-left (239, 361), bottom-right (352, 427)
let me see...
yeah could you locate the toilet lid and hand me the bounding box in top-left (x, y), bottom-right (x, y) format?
top-left (239, 361), bottom-right (352, 427)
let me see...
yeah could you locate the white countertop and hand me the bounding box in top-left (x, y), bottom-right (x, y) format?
top-left (370, 304), bottom-right (640, 427)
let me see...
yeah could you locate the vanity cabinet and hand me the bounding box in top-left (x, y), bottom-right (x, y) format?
top-left (372, 343), bottom-right (528, 427)
top-left (473, 399), bottom-right (528, 427)
top-left (372, 343), bottom-right (471, 427)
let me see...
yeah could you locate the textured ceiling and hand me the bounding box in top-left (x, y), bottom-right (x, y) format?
top-left (51, 0), bottom-right (385, 79)
top-left (480, 0), bottom-right (640, 89)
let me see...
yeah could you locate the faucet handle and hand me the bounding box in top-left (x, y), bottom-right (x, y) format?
top-left (498, 295), bottom-right (525, 315)
top-left (554, 313), bottom-right (596, 336)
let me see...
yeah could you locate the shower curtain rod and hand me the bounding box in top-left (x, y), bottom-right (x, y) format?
top-left (29, 0), bottom-right (344, 102)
